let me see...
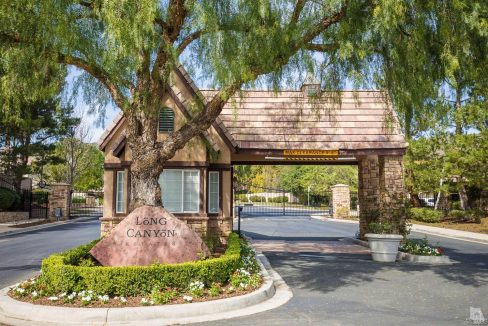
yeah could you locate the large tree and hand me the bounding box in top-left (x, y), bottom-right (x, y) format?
top-left (2, 0), bottom-right (487, 210)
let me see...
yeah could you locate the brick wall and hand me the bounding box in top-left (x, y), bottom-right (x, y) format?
top-left (0, 211), bottom-right (29, 223)
top-left (48, 183), bottom-right (71, 221)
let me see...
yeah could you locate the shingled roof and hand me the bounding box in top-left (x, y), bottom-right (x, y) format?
top-left (200, 90), bottom-right (407, 151)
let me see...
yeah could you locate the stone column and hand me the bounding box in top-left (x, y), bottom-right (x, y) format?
top-left (358, 155), bottom-right (380, 238)
top-left (331, 184), bottom-right (350, 218)
top-left (48, 183), bottom-right (71, 221)
top-left (379, 155), bottom-right (406, 234)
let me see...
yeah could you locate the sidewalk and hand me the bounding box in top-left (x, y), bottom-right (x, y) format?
top-left (0, 216), bottom-right (97, 237)
top-left (312, 216), bottom-right (488, 245)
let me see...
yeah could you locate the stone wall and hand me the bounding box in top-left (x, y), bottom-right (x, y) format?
top-left (331, 184), bottom-right (350, 218)
top-left (48, 183), bottom-right (71, 221)
top-left (357, 155), bottom-right (406, 238)
top-left (358, 155), bottom-right (380, 238)
top-left (0, 211), bottom-right (29, 223)
top-left (379, 155), bottom-right (406, 234)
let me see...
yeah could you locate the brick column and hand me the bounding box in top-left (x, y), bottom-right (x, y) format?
top-left (48, 183), bottom-right (71, 221)
top-left (331, 184), bottom-right (350, 218)
top-left (358, 155), bottom-right (380, 238)
top-left (379, 155), bottom-right (406, 234)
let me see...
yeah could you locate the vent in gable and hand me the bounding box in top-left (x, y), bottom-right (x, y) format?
top-left (159, 108), bottom-right (174, 133)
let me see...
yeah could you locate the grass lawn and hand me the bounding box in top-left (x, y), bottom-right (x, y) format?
top-left (412, 218), bottom-right (488, 234)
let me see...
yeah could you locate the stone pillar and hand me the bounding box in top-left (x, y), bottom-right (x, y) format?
top-left (358, 155), bottom-right (380, 238)
top-left (379, 155), bottom-right (406, 234)
top-left (331, 184), bottom-right (350, 218)
top-left (48, 183), bottom-right (71, 221)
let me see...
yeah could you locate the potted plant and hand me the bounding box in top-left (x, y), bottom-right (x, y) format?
top-left (365, 221), bottom-right (403, 262)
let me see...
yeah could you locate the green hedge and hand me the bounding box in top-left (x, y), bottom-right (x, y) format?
top-left (408, 207), bottom-right (443, 223)
top-left (268, 196), bottom-right (289, 203)
top-left (235, 194), bottom-right (249, 202)
top-left (249, 195), bottom-right (266, 202)
top-left (0, 187), bottom-right (20, 211)
top-left (38, 233), bottom-right (243, 296)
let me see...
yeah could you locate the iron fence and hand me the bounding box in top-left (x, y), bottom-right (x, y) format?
top-left (70, 191), bottom-right (104, 218)
top-left (234, 182), bottom-right (331, 217)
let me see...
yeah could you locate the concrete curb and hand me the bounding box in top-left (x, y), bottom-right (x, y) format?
top-left (310, 215), bottom-right (359, 224)
top-left (410, 224), bottom-right (488, 245)
top-left (397, 252), bottom-right (452, 264)
top-left (344, 237), bottom-right (369, 248)
top-left (0, 216), bottom-right (96, 238)
top-left (0, 255), bottom-right (292, 326)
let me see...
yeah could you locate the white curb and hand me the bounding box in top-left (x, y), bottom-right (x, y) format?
top-left (0, 255), bottom-right (292, 326)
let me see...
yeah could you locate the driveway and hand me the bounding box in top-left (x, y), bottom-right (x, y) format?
top-left (198, 216), bottom-right (488, 325)
top-left (0, 217), bottom-right (100, 289)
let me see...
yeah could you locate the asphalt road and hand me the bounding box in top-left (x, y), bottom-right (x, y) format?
top-left (0, 215), bottom-right (486, 325)
top-left (0, 217), bottom-right (100, 289)
top-left (197, 216), bottom-right (488, 326)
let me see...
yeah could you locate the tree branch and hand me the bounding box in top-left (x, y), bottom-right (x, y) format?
top-left (300, 1), bottom-right (348, 46)
top-left (291, 0), bottom-right (307, 24)
top-left (59, 54), bottom-right (130, 110)
top-left (304, 42), bottom-right (338, 52)
top-left (177, 30), bottom-right (203, 54)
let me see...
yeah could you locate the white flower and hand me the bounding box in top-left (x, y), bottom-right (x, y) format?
top-left (31, 291), bottom-right (38, 298)
top-left (183, 295), bottom-right (193, 302)
top-left (48, 296), bottom-right (58, 301)
top-left (189, 281), bottom-right (205, 291)
top-left (87, 290), bottom-right (93, 294)
top-left (120, 297), bottom-right (127, 303)
top-left (59, 292), bottom-right (67, 298)
top-left (141, 298), bottom-right (149, 305)
top-left (15, 288), bottom-right (25, 294)
top-left (150, 300), bottom-right (155, 305)
top-left (239, 282), bottom-right (248, 289)
top-left (67, 293), bottom-right (76, 301)
top-left (81, 295), bottom-right (92, 302)
top-left (98, 295), bottom-right (109, 303)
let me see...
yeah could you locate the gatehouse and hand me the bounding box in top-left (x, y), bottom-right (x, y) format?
top-left (98, 65), bottom-right (407, 241)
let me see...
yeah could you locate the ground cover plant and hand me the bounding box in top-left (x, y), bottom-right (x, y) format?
top-left (8, 233), bottom-right (263, 307)
top-left (399, 238), bottom-right (443, 256)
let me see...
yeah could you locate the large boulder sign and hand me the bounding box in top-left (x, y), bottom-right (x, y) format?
top-left (90, 206), bottom-right (210, 266)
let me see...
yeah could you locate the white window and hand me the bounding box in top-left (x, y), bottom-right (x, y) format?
top-left (159, 169), bottom-right (200, 213)
top-left (208, 171), bottom-right (219, 213)
top-left (115, 171), bottom-right (125, 214)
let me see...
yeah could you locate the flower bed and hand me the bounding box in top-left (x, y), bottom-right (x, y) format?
top-left (8, 232), bottom-right (263, 307)
top-left (399, 238), bottom-right (443, 256)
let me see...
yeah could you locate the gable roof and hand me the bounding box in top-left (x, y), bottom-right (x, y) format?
top-left (200, 90), bottom-right (407, 151)
top-left (98, 68), bottom-right (407, 155)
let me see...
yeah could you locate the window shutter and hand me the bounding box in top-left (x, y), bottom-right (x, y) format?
top-left (159, 108), bottom-right (174, 132)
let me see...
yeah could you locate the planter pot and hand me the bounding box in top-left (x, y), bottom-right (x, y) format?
top-left (397, 252), bottom-right (451, 264)
top-left (365, 233), bottom-right (403, 262)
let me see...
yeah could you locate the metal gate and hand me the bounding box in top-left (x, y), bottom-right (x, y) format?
top-left (30, 192), bottom-right (49, 219)
top-left (234, 182), bottom-right (331, 217)
top-left (70, 191), bottom-right (104, 218)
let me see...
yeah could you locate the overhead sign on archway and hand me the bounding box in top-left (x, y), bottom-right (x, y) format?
top-left (283, 149), bottom-right (339, 157)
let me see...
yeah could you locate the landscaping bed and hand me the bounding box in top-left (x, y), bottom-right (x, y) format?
top-left (398, 238), bottom-right (451, 264)
top-left (8, 232), bottom-right (264, 308)
top-left (408, 207), bottom-right (488, 234)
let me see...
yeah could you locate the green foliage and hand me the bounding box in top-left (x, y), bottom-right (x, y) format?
top-left (408, 208), bottom-right (443, 223)
top-left (150, 287), bottom-right (179, 304)
top-left (0, 187), bottom-right (20, 211)
top-left (249, 195), bottom-right (266, 202)
top-left (268, 196), bottom-right (288, 203)
top-left (235, 194), bottom-right (249, 202)
top-left (448, 209), bottom-right (468, 222)
top-left (399, 238), bottom-right (442, 256)
top-left (71, 196), bottom-right (86, 204)
top-left (368, 221), bottom-right (393, 234)
top-left (208, 283), bottom-right (221, 297)
top-left (37, 233), bottom-right (243, 296)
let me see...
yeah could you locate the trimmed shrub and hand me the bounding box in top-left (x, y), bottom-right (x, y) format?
top-left (448, 209), bottom-right (468, 222)
top-left (37, 233), bottom-right (243, 297)
top-left (249, 195), bottom-right (266, 202)
top-left (268, 196), bottom-right (289, 203)
top-left (71, 196), bottom-right (86, 204)
top-left (235, 194), bottom-right (249, 202)
top-left (0, 187), bottom-right (20, 211)
top-left (408, 208), bottom-right (442, 223)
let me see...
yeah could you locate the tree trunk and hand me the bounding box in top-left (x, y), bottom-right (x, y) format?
top-left (459, 183), bottom-right (470, 211)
